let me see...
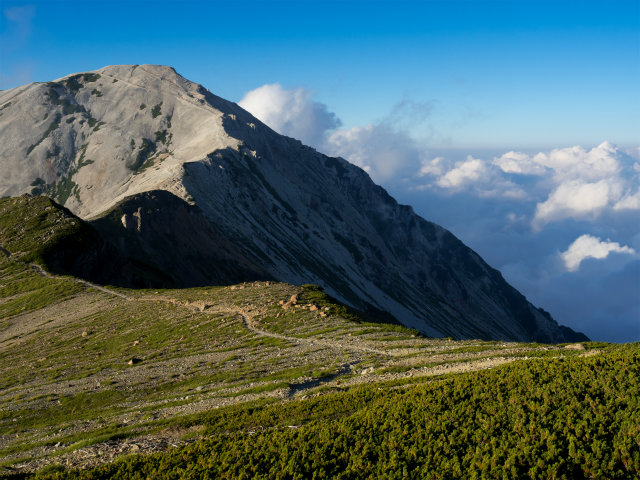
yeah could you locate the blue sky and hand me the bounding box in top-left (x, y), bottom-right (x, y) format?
top-left (1, 0), bottom-right (639, 341)
top-left (1, 0), bottom-right (638, 148)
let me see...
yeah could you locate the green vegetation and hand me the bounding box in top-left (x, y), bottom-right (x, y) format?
top-left (154, 129), bottom-right (168, 144)
top-left (139, 103), bottom-right (146, 110)
top-left (76, 143), bottom-right (93, 169)
top-left (0, 259), bottom-right (82, 319)
top-left (0, 196), bottom-right (88, 264)
top-left (26, 114), bottom-right (61, 155)
top-left (45, 87), bottom-right (84, 115)
top-left (63, 74), bottom-right (99, 93)
top-left (45, 146), bottom-right (60, 159)
top-left (151, 102), bottom-right (162, 118)
top-left (128, 138), bottom-right (156, 171)
top-left (63, 77), bottom-right (82, 94)
top-left (27, 345), bottom-right (640, 479)
top-left (86, 116), bottom-right (103, 132)
top-left (30, 144), bottom-right (93, 205)
top-left (299, 284), bottom-right (406, 329)
top-left (82, 73), bottom-right (100, 83)
top-left (50, 176), bottom-right (76, 205)
top-left (90, 89), bottom-right (102, 97)
top-left (0, 196), bottom-right (636, 478)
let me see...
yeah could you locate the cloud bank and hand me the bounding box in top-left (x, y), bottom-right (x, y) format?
top-left (561, 235), bottom-right (635, 272)
top-left (238, 83), bottom-right (341, 150)
top-left (239, 83), bottom-right (640, 342)
top-left (239, 84), bottom-right (432, 182)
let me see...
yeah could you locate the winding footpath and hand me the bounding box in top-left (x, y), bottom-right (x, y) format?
top-left (1, 245), bottom-right (389, 357)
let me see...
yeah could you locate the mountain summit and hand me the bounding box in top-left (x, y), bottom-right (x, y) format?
top-left (0, 65), bottom-right (586, 342)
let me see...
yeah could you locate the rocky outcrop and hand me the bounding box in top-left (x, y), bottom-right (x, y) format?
top-left (90, 190), bottom-right (268, 286)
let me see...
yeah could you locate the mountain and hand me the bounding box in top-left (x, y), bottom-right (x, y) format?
top-left (0, 64), bottom-right (587, 342)
top-left (0, 194), bottom-right (173, 287)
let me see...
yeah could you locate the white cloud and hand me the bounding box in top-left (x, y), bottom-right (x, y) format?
top-left (437, 156), bottom-right (488, 188)
top-left (321, 99), bottom-right (436, 182)
top-left (239, 83), bottom-right (340, 147)
top-left (561, 234), bottom-right (635, 271)
top-left (418, 156), bottom-right (446, 177)
top-left (493, 150), bottom-right (547, 175)
top-left (415, 154), bottom-right (527, 199)
top-left (240, 84), bottom-right (438, 183)
top-left (533, 179), bottom-right (621, 227)
top-left (614, 189), bottom-right (640, 210)
top-left (529, 142), bottom-right (639, 227)
top-left (532, 141), bottom-right (622, 181)
top-left (324, 123), bottom-right (423, 182)
top-left (418, 142), bottom-right (638, 215)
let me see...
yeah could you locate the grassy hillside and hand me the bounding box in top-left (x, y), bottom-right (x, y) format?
top-left (0, 195), bottom-right (637, 479)
top-left (31, 345), bottom-right (640, 480)
top-left (0, 195), bottom-right (172, 287)
top-left (0, 195), bottom-right (91, 265)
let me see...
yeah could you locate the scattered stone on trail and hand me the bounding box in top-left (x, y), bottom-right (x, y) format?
top-left (81, 331), bottom-right (88, 337)
top-left (564, 343), bottom-right (586, 350)
top-left (132, 340), bottom-right (140, 346)
top-left (309, 305), bottom-right (318, 312)
top-left (128, 357), bottom-right (142, 365)
top-left (319, 312), bottom-right (327, 317)
top-left (289, 294), bottom-right (298, 305)
top-left (194, 301), bottom-right (211, 312)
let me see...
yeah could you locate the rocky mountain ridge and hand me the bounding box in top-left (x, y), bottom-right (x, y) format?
top-left (0, 64), bottom-right (587, 342)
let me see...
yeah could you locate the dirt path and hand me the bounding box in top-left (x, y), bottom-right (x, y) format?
top-left (1, 243), bottom-right (129, 300)
top-left (207, 304), bottom-right (391, 356)
top-left (4, 247), bottom-right (389, 358)
top-left (27, 262), bottom-right (130, 299)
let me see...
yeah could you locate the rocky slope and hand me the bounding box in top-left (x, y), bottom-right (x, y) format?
top-left (0, 65), bottom-right (586, 342)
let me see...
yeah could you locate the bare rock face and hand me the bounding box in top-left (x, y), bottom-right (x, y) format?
top-left (0, 65), bottom-right (236, 217)
top-left (0, 65), bottom-right (588, 342)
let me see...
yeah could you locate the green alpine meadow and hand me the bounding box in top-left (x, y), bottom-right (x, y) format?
top-left (0, 194), bottom-right (638, 479)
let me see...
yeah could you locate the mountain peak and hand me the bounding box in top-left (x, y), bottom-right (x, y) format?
top-left (0, 68), bottom-right (588, 342)
top-left (58, 64), bottom-right (181, 82)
